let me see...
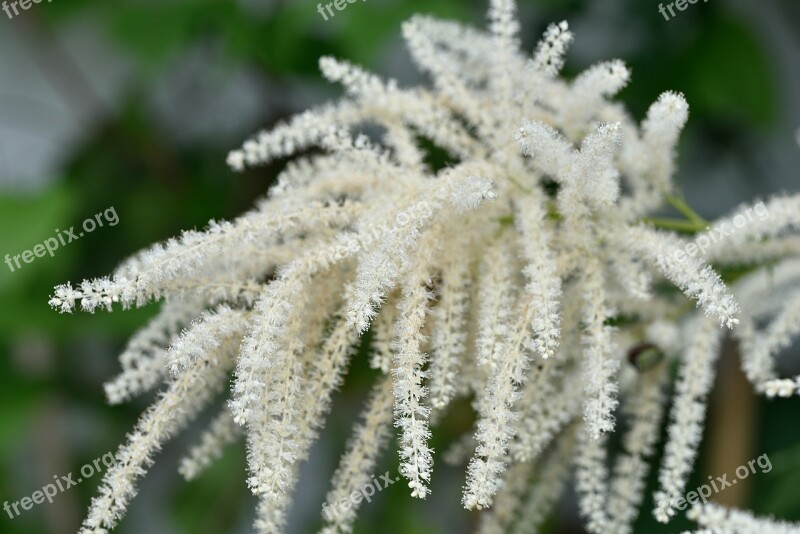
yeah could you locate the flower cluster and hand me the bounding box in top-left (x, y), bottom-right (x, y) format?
top-left (50, 1), bottom-right (800, 533)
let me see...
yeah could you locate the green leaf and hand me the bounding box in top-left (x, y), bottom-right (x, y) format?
top-left (102, 2), bottom-right (211, 67)
top-left (0, 186), bottom-right (75, 292)
top-left (681, 15), bottom-right (776, 127)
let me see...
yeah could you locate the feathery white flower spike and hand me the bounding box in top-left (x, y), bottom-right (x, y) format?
top-left (475, 235), bottom-right (517, 369)
top-left (511, 283), bottom-right (583, 461)
top-left (241, 280), bottom-right (309, 500)
top-left (321, 377), bottom-right (394, 534)
top-left (476, 460), bottom-right (534, 534)
top-left (80, 338), bottom-right (239, 533)
top-left (653, 316), bottom-right (723, 523)
top-left (607, 363), bottom-right (670, 534)
top-left (511, 361), bottom-right (582, 463)
top-left (392, 248), bottom-right (437, 499)
top-left (463, 306), bottom-right (528, 509)
top-left (687, 502), bottom-right (800, 534)
top-left (429, 234), bottom-right (473, 409)
top-left (347, 169), bottom-right (495, 333)
top-left (560, 60), bottom-right (630, 139)
top-left (744, 287), bottom-right (800, 396)
top-left (179, 407), bottom-right (241, 481)
top-left (622, 225), bottom-right (740, 328)
top-left (532, 21), bottom-right (573, 77)
top-left (103, 298), bottom-right (202, 404)
top-left (580, 257), bottom-right (620, 440)
top-left (487, 0), bottom-right (520, 48)
top-left (227, 103), bottom-right (359, 171)
top-left (639, 91), bottom-right (689, 201)
top-left (465, 235), bottom-right (557, 509)
top-left (370, 299), bottom-right (397, 373)
top-left (515, 194), bottom-right (562, 359)
top-left (513, 429), bottom-right (577, 534)
top-left (49, 1), bottom-right (800, 531)
top-left (247, 297), bottom-right (356, 534)
top-left (702, 195), bottom-right (800, 263)
top-left (515, 120), bottom-right (622, 208)
top-left (49, 202), bottom-right (358, 313)
top-left (575, 424), bottom-right (611, 534)
top-left (167, 305), bottom-right (250, 373)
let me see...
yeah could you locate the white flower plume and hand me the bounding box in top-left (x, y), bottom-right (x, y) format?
top-left (48, 1), bottom-right (800, 533)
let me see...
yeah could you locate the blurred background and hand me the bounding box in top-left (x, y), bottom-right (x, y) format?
top-left (0, 0), bottom-right (798, 532)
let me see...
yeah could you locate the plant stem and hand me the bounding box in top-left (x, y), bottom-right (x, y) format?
top-left (643, 217), bottom-right (707, 233)
top-left (666, 193), bottom-right (708, 227)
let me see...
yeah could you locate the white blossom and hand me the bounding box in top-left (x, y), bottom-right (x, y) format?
top-left (179, 408), bottom-right (241, 481)
top-left (322, 378), bottom-right (395, 534)
top-left (48, 1), bottom-right (800, 532)
top-left (653, 317), bottom-right (724, 523)
top-left (687, 503), bottom-right (800, 534)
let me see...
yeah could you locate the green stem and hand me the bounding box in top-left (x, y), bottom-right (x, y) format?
top-left (643, 217), bottom-right (707, 234)
top-left (666, 194), bottom-right (708, 226)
